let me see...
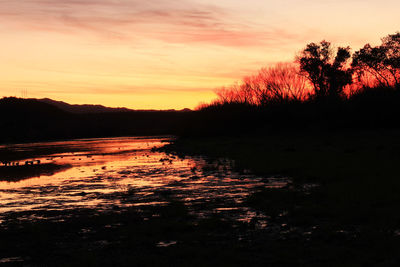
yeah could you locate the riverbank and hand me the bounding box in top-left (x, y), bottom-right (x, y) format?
top-left (0, 137), bottom-right (284, 266)
top-left (1, 132), bottom-right (399, 266)
top-left (162, 129), bottom-right (400, 265)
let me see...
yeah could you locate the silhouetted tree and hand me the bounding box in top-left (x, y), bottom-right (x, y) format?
top-left (213, 83), bottom-right (257, 105)
top-left (255, 63), bottom-right (309, 104)
top-left (298, 41), bottom-right (353, 99)
top-left (352, 32), bottom-right (400, 88)
top-left (211, 63), bottom-right (308, 107)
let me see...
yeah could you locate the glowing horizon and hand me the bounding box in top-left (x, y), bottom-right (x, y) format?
top-left (1, 0), bottom-right (399, 109)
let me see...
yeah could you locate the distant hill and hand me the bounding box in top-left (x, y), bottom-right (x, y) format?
top-left (0, 97), bottom-right (68, 118)
top-left (36, 98), bottom-right (133, 114)
top-left (35, 98), bottom-right (191, 113)
top-left (0, 97), bottom-right (193, 144)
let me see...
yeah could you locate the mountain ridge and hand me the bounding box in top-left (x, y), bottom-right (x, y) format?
top-left (30, 98), bottom-right (191, 113)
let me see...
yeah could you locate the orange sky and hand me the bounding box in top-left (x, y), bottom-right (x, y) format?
top-left (0, 0), bottom-right (399, 109)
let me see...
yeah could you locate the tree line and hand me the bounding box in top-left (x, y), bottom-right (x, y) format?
top-left (199, 32), bottom-right (400, 109)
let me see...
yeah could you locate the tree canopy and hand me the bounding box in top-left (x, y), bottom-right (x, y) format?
top-left (298, 41), bottom-right (353, 99)
top-left (352, 32), bottom-right (400, 88)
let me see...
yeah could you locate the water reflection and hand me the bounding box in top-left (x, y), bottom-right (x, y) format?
top-left (0, 137), bottom-right (289, 225)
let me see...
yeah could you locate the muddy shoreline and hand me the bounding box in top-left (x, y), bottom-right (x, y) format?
top-left (0, 163), bottom-right (72, 182)
top-left (0, 136), bottom-right (293, 266)
top-left (1, 132), bottom-right (400, 266)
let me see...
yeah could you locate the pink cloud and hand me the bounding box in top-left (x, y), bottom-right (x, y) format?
top-left (0, 0), bottom-right (305, 47)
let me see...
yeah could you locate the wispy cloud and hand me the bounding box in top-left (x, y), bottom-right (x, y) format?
top-left (0, 0), bottom-right (301, 47)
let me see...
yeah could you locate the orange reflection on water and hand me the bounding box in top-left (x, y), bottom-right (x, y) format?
top-left (0, 136), bottom-right (289, 225)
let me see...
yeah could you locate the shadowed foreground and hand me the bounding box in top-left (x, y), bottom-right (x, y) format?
top-left (162, 129), bottom-right (400, 266)
top-left (1, 132), bottom-right (400, 266)
top-left (0, 137), bottom-right (287, 266)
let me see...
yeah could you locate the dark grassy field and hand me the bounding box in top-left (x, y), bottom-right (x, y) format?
top-left (161, 129), bottom-right (400, 266)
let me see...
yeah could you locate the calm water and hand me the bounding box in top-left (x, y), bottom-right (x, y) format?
top-left (0, 136), bottom-right (288, 225)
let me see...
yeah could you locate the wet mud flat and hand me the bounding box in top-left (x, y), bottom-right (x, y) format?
top-left (0, 137), bottom-right (296, 266)
top-left (2, 133), bottom-right (400, 266)
top-left (0, 164), bottom-right (71, 182)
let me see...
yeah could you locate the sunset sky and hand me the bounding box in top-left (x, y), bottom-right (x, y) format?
top-left (1, 0), bottom-right (399, 109)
